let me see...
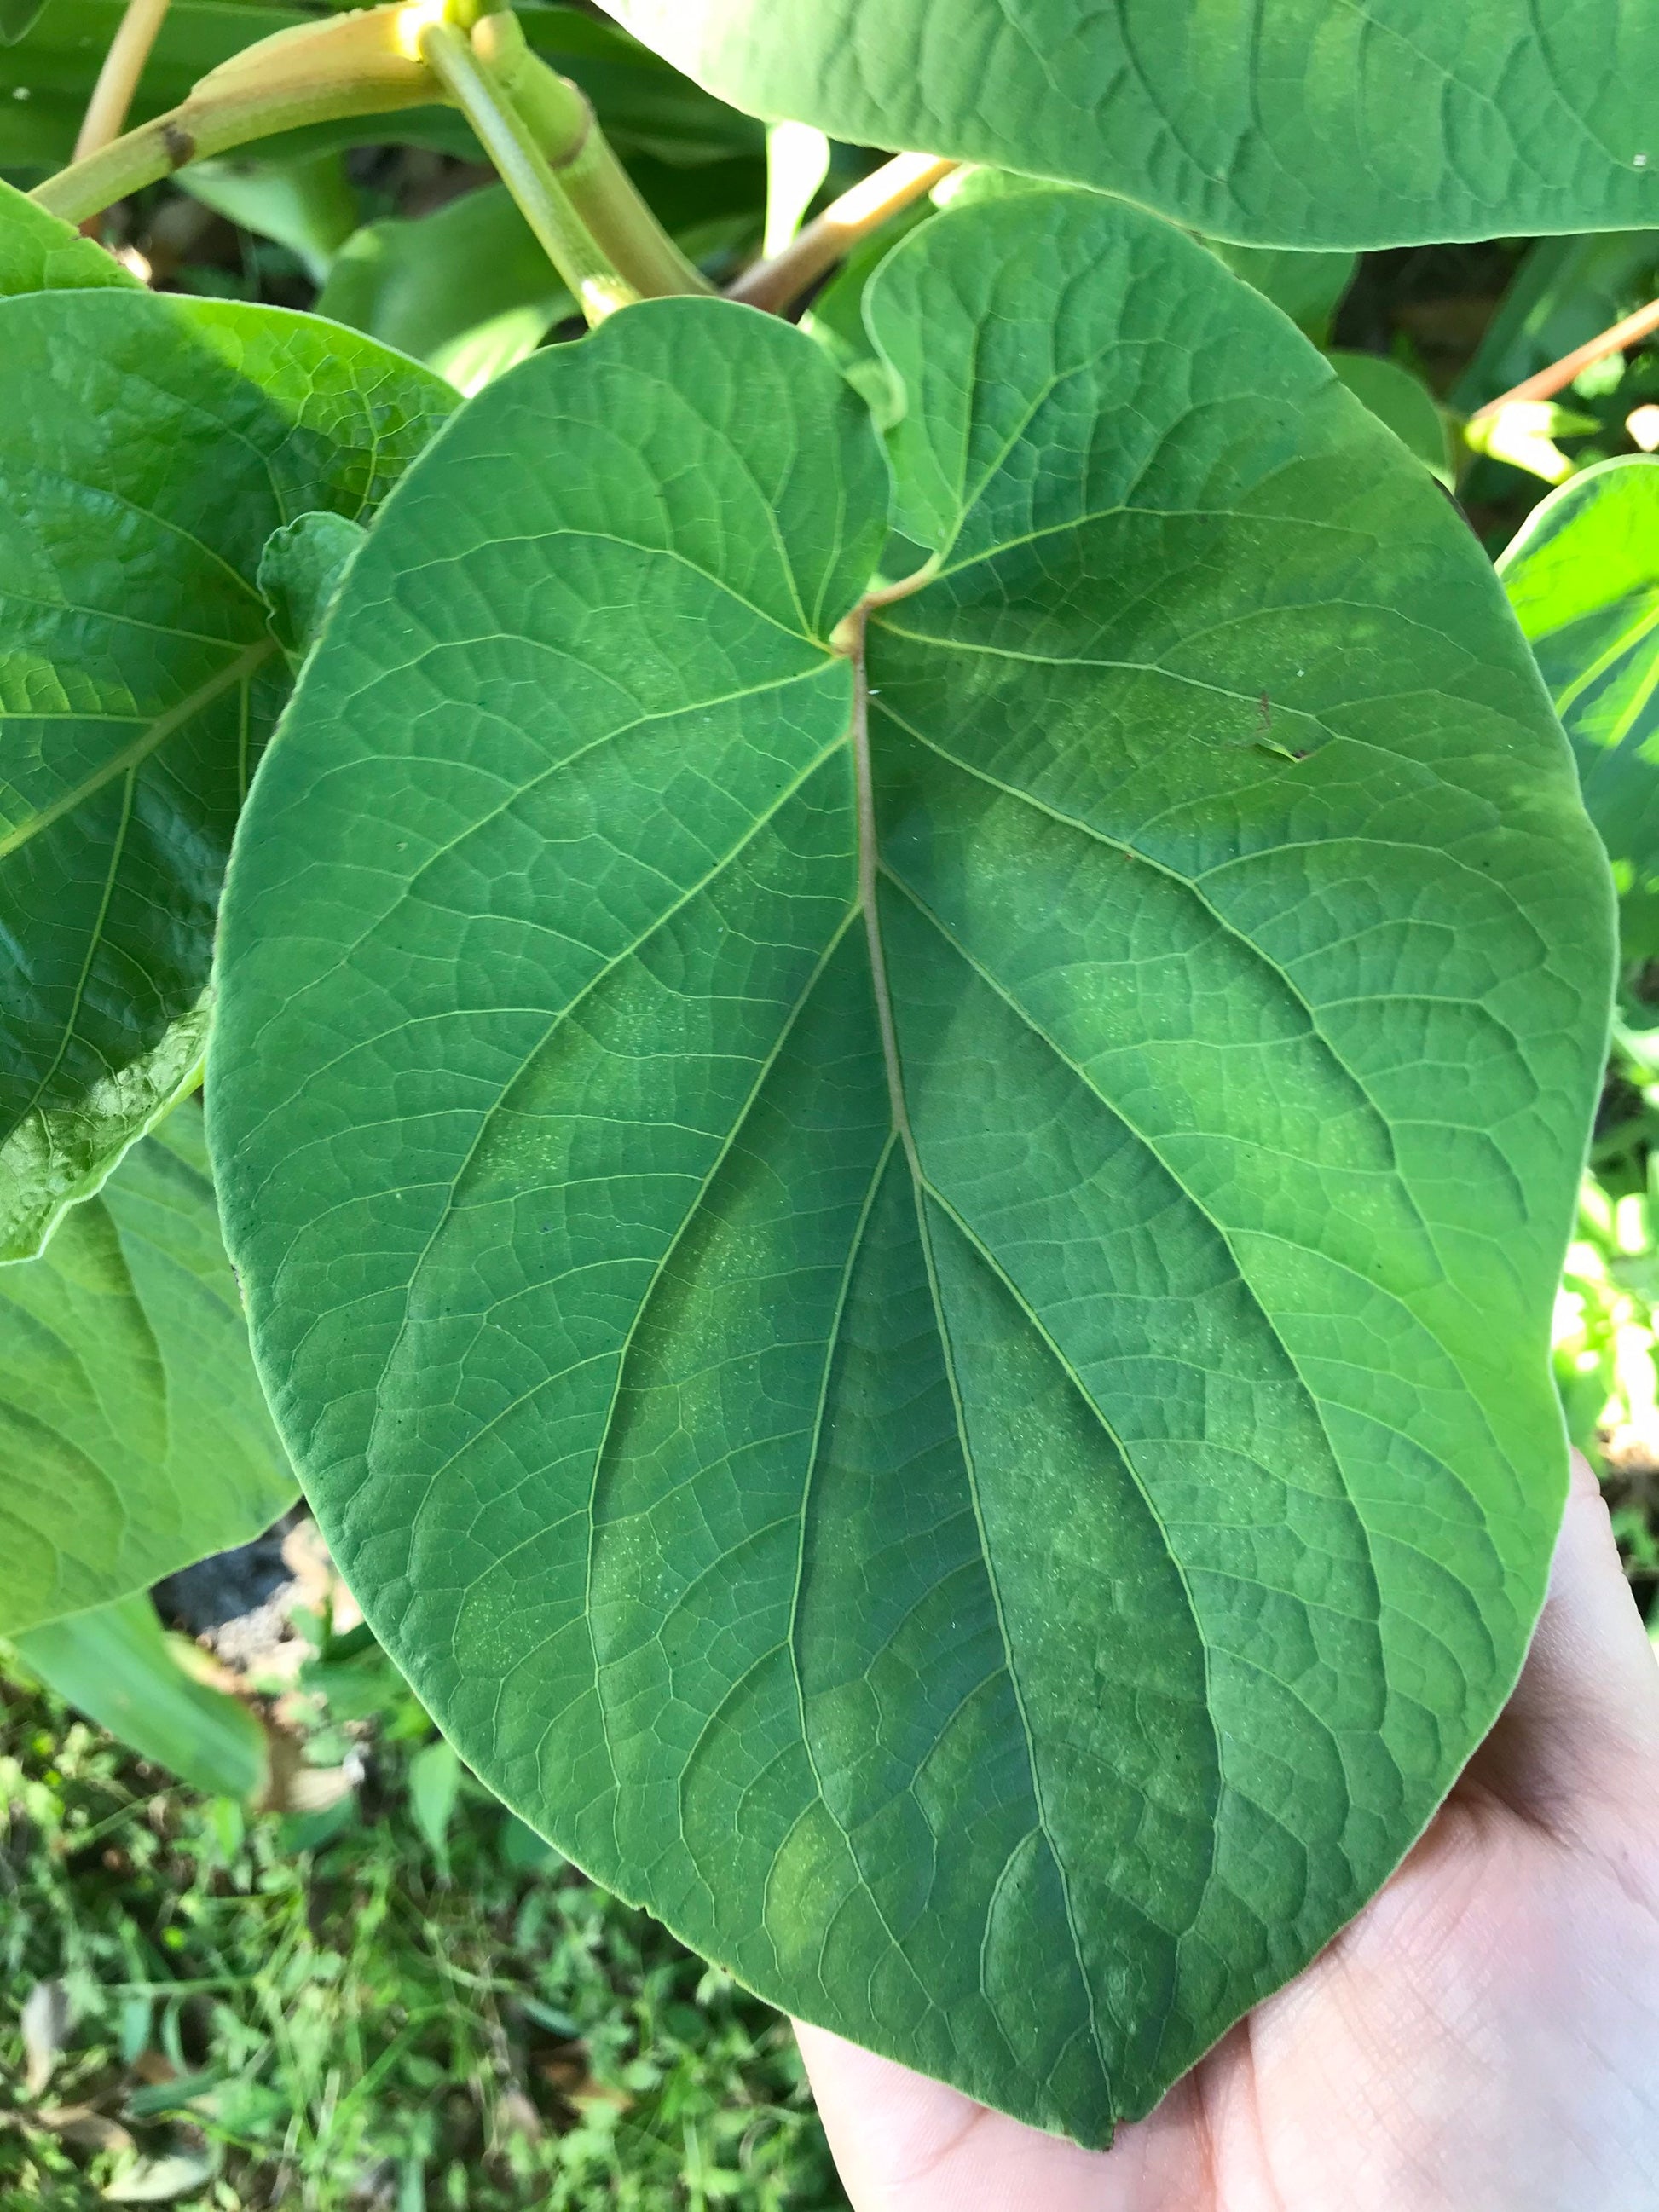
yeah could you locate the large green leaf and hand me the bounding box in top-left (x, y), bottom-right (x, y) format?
top-left (210, 189), bottom-right (1610, 2137)
top-left (15, 1591), bottom-right (270, 1799)
top-left (0, 283), bottom-right (454, 1261)
top-left (600, 0), bottom-right (1659, 246)
top-left (0, 1106), bottom-right (296, 1637)
top-left (1500, 456), bottom-right (1659, 967)
top-left (0, 173), bottom-right (137, 295)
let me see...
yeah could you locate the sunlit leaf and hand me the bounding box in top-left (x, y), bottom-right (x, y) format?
top-left (1501, 456), bottom-right (1659, 967)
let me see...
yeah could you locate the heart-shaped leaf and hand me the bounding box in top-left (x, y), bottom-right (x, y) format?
top-left (0, 1104), bottom-right (296, 1636)
top-left (1500, 456), bottom-right (1659, 967)
top-left (600, 0), bottom-right (1659, 247)
top-left (0, 284), bottom-right (454, 1260)
top-left (210, 191), bottom-right (1610, 2138)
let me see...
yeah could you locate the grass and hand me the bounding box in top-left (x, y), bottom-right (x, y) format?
top-left (0, 1621), bottom-right (845, 2210)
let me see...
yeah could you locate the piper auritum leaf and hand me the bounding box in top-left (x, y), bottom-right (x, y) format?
top-left (599, 0), bottom-right (1659, 247)
top-left (0, 283), bottom-right (454, 1260)
top-left (209, 190), bottom-right (1611, 2140)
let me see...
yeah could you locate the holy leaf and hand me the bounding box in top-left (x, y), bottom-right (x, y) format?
top-left (600, 0), bottom-right (1659, 247)
top-left (210, 190), bottom-right (1611, 2139)
top-left (0, 281), bottom-right (454, 1260)
top-left (0, 1105), bottom-right (295, 1637)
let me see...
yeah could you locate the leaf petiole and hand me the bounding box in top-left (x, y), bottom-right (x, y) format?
top-left (31, 4), bottom-right (447, 227)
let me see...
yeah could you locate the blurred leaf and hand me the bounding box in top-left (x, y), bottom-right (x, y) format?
top-left (0, 0), bottom-right (47, 44)
top-left (258, 511), bottom-right (367, 665)
top-left (1500, 457), bottom-right (1659, 972)
top-left (1211, 244), bottom-right (1356, 344)
top-left (17, 1591), bottom-right (269, 1801)
top-left (101, 2146), bottom-right (217, 2203)
top-left (302, 1649), bottom-right (414, 1724)
top-left (0, 0), bottom-right (313, 170)
top-left (21, 1977), bottom-right (69, 2096)
top-left (1451, 231), bottom-right (1659, 414)
top-left (319, 161), bottom-right (761, 395)
top-left (317, 184), bottom-right (573, 395)
top-left (0, 1111), bottom-right (298, 1636)
top-left (124, 2068), bottom-right (222, 2118)
top-left (176, 148), bottom-right (358, 282)
top-left (0, 174), bottom-right (137, 296)
top-left (408, 1739), bottom-right (462, 1868)
top-left (118, 1998), bottom-right (153, 2067)
top-left (1327, 351), bottom-right (1455, 486)
top-left (498, 1814), bottom-right (561, 1874)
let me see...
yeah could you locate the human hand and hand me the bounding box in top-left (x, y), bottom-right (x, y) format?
top-left (796, 1453), bottom-right (1659, 2212)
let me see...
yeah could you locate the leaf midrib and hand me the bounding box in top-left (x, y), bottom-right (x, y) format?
top-left (847, 606), bottom-right (1114, 2091)
top-left (0, 638), bottom-right (275, 865)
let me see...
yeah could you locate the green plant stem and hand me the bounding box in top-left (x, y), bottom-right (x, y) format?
top-left (726, 151), bottom-right (958, 314)
top-left (73, 0), bottom-right (172, 163)
top-left (470, 9), bottom-right (711, 303)
top-left (414, 17), bottom-right (637, 324)
top-left (32, 5), bottom-right (444, 226)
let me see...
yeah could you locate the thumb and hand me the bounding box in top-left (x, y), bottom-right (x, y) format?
top-left (1463, 1450), bottom-right (1659, 1837)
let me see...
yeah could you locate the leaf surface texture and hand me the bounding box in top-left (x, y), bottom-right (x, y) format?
top-left (211, 193), bottom-right (1611, 2135)
top-left (0, 285), bottom-right (454, 1256)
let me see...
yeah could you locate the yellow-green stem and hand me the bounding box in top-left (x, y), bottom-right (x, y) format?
top-left (471, 9), bottom-right (711, 302)
top-left (415, 16), bottom-right (636, 323)
top-left (33, 6), bottom-right (443, 226)
top-left (74, 0), bottom-right (172, 163)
